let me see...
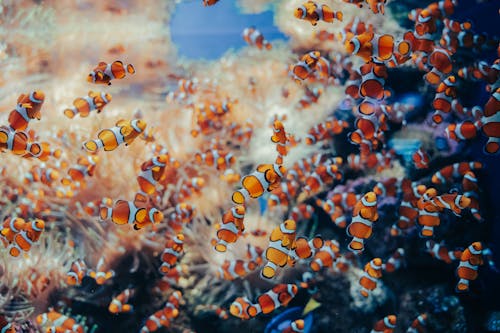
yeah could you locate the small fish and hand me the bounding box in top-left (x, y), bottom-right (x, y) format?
top-left (291, 51), bottom-right (321, 83)
top-left (359, 258), bottom-right (383, 297)
top-left (347, 192), bottom-right (378, 253)
top-left (282, 319), bottom-right (305, 333)
top-left (271, 120), bottom-right (288, 165)
top-left (99, 199), bottom-right (163, 230)
top-left (424, 48), bottom-right (453, 86)
top-left (109, 288), bottom-right (134, 314)
top-left (287, 236), bottom-right (324, 267)
top-left (8, 91), bottom-right (45, 131)
top-left (229, 297), bottom-right (253, 320)
top-left (412, 148), bottom-right (430, 169)
top-left (231, 164), bottom-right (285, 205)
top-left (8, 219), bottom-right (44, 257)
top-left (0, 128), bottom-right (42, 157)
top-left (462, 171), bottom-right (482, 222)
top-left (216, 259), bottom-right (258, 281)
top-left (261, 219), bottom-right (296, 279)
top-left (432, 76), bottom-right (457, 124)
top-left (88, 257), bottom-right (115, 285)
top-left (203, 0), bottom-right (220, 6)
top-left (345, 32), bottom-right (410, 63)
top-left (371, 315), bottom-right (397, 333)
top-left (289, 203), bottom-right (314, 221)
top-left (431, 161), bottom-right (483, 185)
top-left (214, 205), bottom-right (245, 252)
top-left (365, 0), bottom-right (387, 15)
top-left (160, 234), bottom-right (185, 274)
top-left (383, 248), bottom-right (405, 273)
top-left (61, 155), bottom-right (99, 187)
top-left (445, 120), bottom-right (480, 142)
top-left (416, 188), bottom-right (442, 237)
top-left (481, 88), bottom-right (500, 154)
top-left (242, 26), bottom-right (272, 50)
top-left (87, 60), bottom-right (135, 85)
top-left (294, 2), bottom-right (342, 26)
top-left (36, 310), bottom-right (84, 333)
top-left (66, 259), bottom-right (87, 286)
top-left (426, 240), bottom-right (462, 264)
top-left (310, 239), bottom-right (340, 271)
top-left (406, 313), bottom-right (427, 333)
top-left (64, 91), bottom-right (112, 118)
top-left (456, 242), bottom-right (483, 292)
top-left (83, 119), bottom-right (146, 152)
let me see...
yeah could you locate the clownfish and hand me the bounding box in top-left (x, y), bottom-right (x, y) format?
top-left (66, 259), bottom-right (87, 286)
top-left (0, 128), bottom-right (42, 157)
top-left (214, 205), bottom-right (245, 252)
top-left (87, 60), bottom-right (135, 85)
top-left (282, 319), bottom-right (305, 333)
top-left (229, 296), bottom-right (254, 320)
top-left (373, 177), bottom-right (400, 198)
top-left (345, 32), bottom-right (410, 63)
top-left (194, 149), bottom-right (235, 171)
top-left (261, 219), bottom-right (296, 279)
top-left (36, 310), bottom-right (84, 333)
top-left (242, 26), bottom-right (272, 50)
top-left (8, 91), bottom-right (45, 131)
top-left (291, 51), bottom-right (321, 83)
top-left (168, 203), bottom-right (195, 232)
top-left (407, 313), bottom-right (427, 333)
top-left (424, 48), bottom-right (453, 86)
top-left (140, 291), bottom-right (183, 333)
top-left (64, 91), bottom-right (112, 119)
top-left (289, 204), bottom-right (314, 221)
top-left (359, 258), bottom-right (383, 297)
top-left (431, 161), bottom-right (483, 185)
top-left (203, 0), bottom-right (220, 6)
top-left (456, 241), bottom-right (483, 292)
top-left (430, 193), bottom-right (471, 216)
top-left (371, 315), bottom-right (397, 333)
top-left (310, 239), bottom-right (340, 272)
top-left (383, 248), bottom-right (405, 273)
top-left (347, 192), bottom-right (378, 253)
top-left (83, 119), bottom-right (146, 152)
top-left (316, 199), bottom-right (347, 228)
top-left (241, 284), bottom-right (298, 318)
top-left (88, 257), bottom-right (115, 285)
top-left (294, 2), bottom-right (343, 26)
top-left (287, 236), bottom-right (324, 267)
top-left (481, 88), bottom-right (500, 154)
top-left (216, 259), bottom-right (258, 281)
top-left (61, 155), bottom-right (99, 187)
top-left (268, 180), bottom-right (299, 209)
top-left (1, 217), bottom-right (26, 244)
top-left (271, 120), bottom-right (288, 165)
top-left (8, 219), bottom-right (45, 257)
top-left (462, 171), bottom-right (482, 222)
top-left (109, 288), bottom-right (134, 314)
top-left (137, 155), bottom-right (169, 196)
top-left (359, 60), bottom-right (389, 101)
top-left (298, 87), bottom-right (322, 110)
top-left (99, 199), bottom-right (163, 230)
top-left (412, 148), bottom-right (430, 169)
top-left (445, 121), bottom-right (480, 142)
top-left (365, 0), bottom-right (387, 15)
top-left (303, 163), bottom-right (342, 194)
top-left (426, 240), bottom-right (462, 264)
top-left (232, 164), bottom-right (285, 205)
top-left (416, 188), bottom-right (442, 237)
top-left (160, 234), bottom-right (185, 274)
top-left (432, 76), bottom-right (457, 124)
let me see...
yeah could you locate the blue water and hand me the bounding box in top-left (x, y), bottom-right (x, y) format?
top-left (170, 1), bottom-right (288, 60)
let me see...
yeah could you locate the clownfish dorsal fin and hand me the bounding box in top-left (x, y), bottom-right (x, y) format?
top-left (302, 297), bottom-right (321, 315)
top-left (98, 61), bottom-right (107, 66)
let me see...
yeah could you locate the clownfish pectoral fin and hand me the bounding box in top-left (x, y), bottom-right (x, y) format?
top-left (21, 103), bottom-right (32, 109)
top-left (126, 64), bottom-right (135, 74)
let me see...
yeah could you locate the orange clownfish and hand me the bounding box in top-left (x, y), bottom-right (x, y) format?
top-left (430, 193), bottom-right (471, 216)
top-left (407, 313), bottom-right (427, 333)
top-left (365, 0), bottom-right (387, 15)
top-left (282, 319), bottom-right (305, 333)
top-left (88, 257), bottom-right (115, 285)
top-left (373, 177), bottom-right (400, 198)
top-left (316, 199), bottom-right (347, 228)
top-left (66, 259), bottom-right (87, 286)
top-left (294, 2), bottom-right (342, 26)
top-left (481, 88), bottom-right (500, 154)
top-left (109, 288), bottom-right (134, 314)
top-left (36, 310), bottom-right (84, 333)
top-left (194, 149), bottom-right (235, 171)
top-left (345, 32), bottom-right (410, 63)
top-left (431, 161), bottom-right (483, 185)
top-left (416, 188), bottom-right (442, 237)
top-left (462, 171), bottom-right (482, 222)
top-left (8, 91), bottom-right (45, 131)
top-left (214, 205), bottom-right (245, 252)
top-left (287, 236), bottom-right (324, 267)
top-left (229, 296), bottom-right (254, 320)
top-left (456, 242), bottom-right (483, 292)
top-left (291, 51), bottom-right (321, 83)
top-left (8, 219), bottom-right (45, 257)
top-left (140, 309), bottom-right (170, 333)
top-left (242, 26), bottom-right (272, 50)
top-left (289, 204), bottom-right (314, 221)
top-left (383, 248), bottom-right (404, 273)
top-left (251, 283), bottom-right (298, 316)
top-left (271, 120), bottom-right (288, 165)
top-left (359, 258), bottom-right (383, 297)
top-left (347, 192), bottom-right (378, 253)
top-left (310, 239), bottom-right (340, 272)
top-left (87, 60), bottom-right (135, 85)
top-left (137, 155), bottom-right (169, 196)
top-left (426, 240), bottom-right (462, 264)
top-left (303, 163), bottom-right (342, 194)
top-left (64, 91), bottom-right (112, 119)
top-left (203, 0), bottom-right (220, 6)
top-left (160, 234), bottom-right (184, 274)
top-left (424, 48), bottom-right (453, 86)
top-left (99, 199), bottom-right (163, 230)
top-left (168, 203), bottom-right (195, 232)
top-left (232, 164), bottom-right (285, 205)
top-left (261, 219), bottom-right (296, 279)
top-left (83, 119), bottom-right (146, 152)
top-left (432, 76), bottom-right (457, 124)
top-left (0, 128), bottom-right (41, 157)
top-left (1, 216), bottom-right (26, 244)
top-left (412, 148), bottom-right (430, 169)
top-left (216, 259), bottom-right (258, 281)
top-left (371, 315), bottom-right (397, 333)
top-left (61, 155), bottom-right (99, 187)
top-left (445, 120), bottom-right (480, 142)
top-left (359, 60), bottom-right (389, 101)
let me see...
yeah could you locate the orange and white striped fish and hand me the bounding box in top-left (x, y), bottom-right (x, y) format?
top-left (1, 216), bottom-right (26, 244)
top-left (383, 248), bottom-right (405, 273)
top-left (100, 199), bottom-right (163, 230)
top-left (140, 291), bottom-right (183, 333)
top-left (252, 283), bottom-right (298, 315)
top-left (66, 259), bottom-right (87, 286)
top-left (359, 258), bottom-right (383, 297)
top-left (214, 205), bottom-right (245, 252)
top-left (310, 239), bottom-right (340, 272)
top-left (445, 120), bottom-right (480, 142)
top-left (136, 155), bottom-right (169, 197)
top-left (407, 313), bottom-right (427, 333)
top-left (316, 198), bottom-right (347, 228)
top-left (168, 203), bottom-right (195, 232)
top-left (373, 177), bottom-right (400, 198)
top-left (242, 26), bottom-right (272, 50)
top-left (261, 219), bottom-right (296, 279)
top-left (412, 148), bottom-right (430, 169)
top-left (8, 219), bottom-right (44, 257)
top-left (287, 236), bottom-right (324, 267)
top-left (291, 51), bottom-right (321, 83)
top-left (36, 309), bottom-right (84, 333)
top-left (232, 164), bottom-right (285, 205)
top-left (424, 47), bottom-right (453, 86)
top-left (160, 234), bottom-right (184, 274)
top-left (481, 88), bottom-right (500, 154)
top-left (426, 240), bottom-right (462, 264)
top-left (289, 203), bottom-right (314, 221)
top-left (431, 161), bottom-right (483, 185)
top-left (365, 0), bottom-right (387, 15)
top-left (345, 31), bottom-right (410, 63)
top-left (431, 76), bottom-right (457, 124)
top-left (416, 188), bottom-right (442, 237)
top-left (61, 155), bottom-right (99, 187)
top-left (282, 319), bottom-right (305, 333)
top-left (194, 149), bottom-right (235, 171)
top-left (462, 171), bottom-right (482, 222)
top-left (371, 315), bottom-right (397, 333)
top-left (456, 242), bottom-right (483, 292)
top-left (347, 192), bottom-right (378, 253)
top-left (303, 163), bottom-right (342, 194)
top-left (64, 91), bottom-right (112, 118)
top-left (109, 288), bottom-right (135, 314)
top-left (88, 60), bottom-right (135, 85)
top-left (83, 119), bottom-right (146, 152)
top-left (0, 128), bottom-right (42, 157)
top-left (430, 192), bottom-right (471, 216)
top-left (216, 259), bottom-right (258, 281)
top-left (229, 296), bottom-right (254, 320)
top-left (294, 2), bottom-right (343, 26)
top-left (88, 257), bottom-right (115, 285)
top-left (8, 91), bottom-right (45, 131)
top-left (271, 120), bottom-right (288, 165)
